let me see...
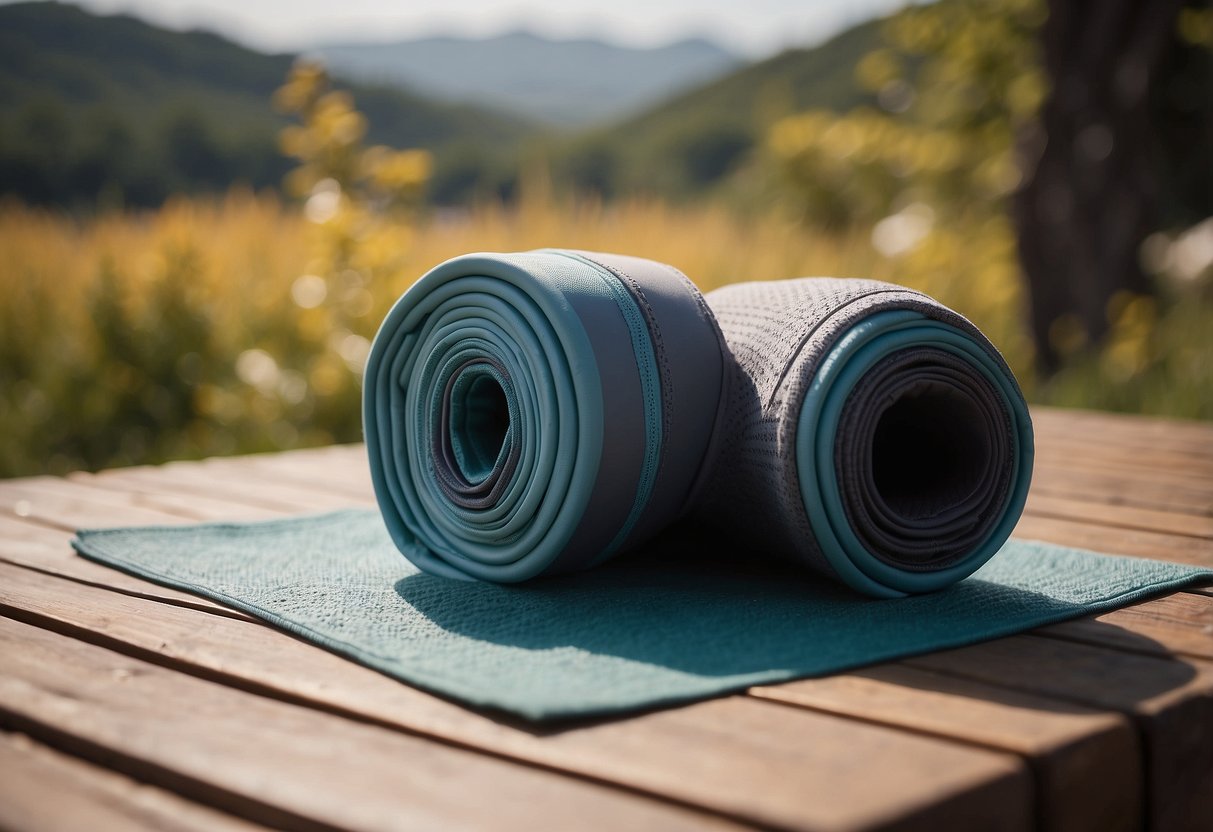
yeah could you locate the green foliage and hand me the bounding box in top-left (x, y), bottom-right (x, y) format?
top-left (1, 1), bottom-right (1210, 485)
top-left (0, 1), bottom-right (534, 209)
top-left (768, 0), bottom-right (1043, 227)
top-left (274, 60), bottom-right (430, 344)
top-left (763, 0), bottom-right (1213, 417)
top-left (538, 17), bottom-right (886, 198)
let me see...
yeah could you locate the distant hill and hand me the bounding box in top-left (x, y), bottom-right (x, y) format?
top-left (0, 1), bottom-right (891, 207)
top-left (0, 2), bottom-right (537, 207)
top-left (548, 16), bottom-right (885, 196)
top-left (309, 32), bottom-right (740, 126)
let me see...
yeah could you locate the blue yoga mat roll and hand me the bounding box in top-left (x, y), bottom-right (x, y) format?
top-left (363, 250), bottom-right (726, 582)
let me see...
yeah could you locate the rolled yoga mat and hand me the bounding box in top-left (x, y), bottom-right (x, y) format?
top-left (362, 250), bottom-right (727, 583)
top-left (72, 250), bottom-right (1212, 720)
top-left (365, 251), bottom-right (1030, 597)
top-left (698, 278), bottom-right (1033, 598)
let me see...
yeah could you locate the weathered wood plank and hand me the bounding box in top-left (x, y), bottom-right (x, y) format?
top-left (0, 731), bottom-right (267, 832)
top-left (2, 470), bottom-right (1154, 832)
top-left (1027, 467), bottom-right (1213, 517)
top-left (0, 560), bottom-right (1033, 832)
top-left (1035, 437), bottom-right (1213, 477)
top-left (1039, 592), bottom-right (1213, 661)
top-left (230, 448), bottom-right (375, 498)
top-left (71, 463), bottom-right (373, 514)
top-left (63, 456), bottom-right (372, 516)
top-left (1033, 419), bottom-right (1213, 469)
top-left (1024, 491), bottom-right (1213, 539)
top-left (0, 473), bottom-right (283, 523)
top-left (0, 515), bottom-right (252, 620)
top-left (1013, 513), bottom-right (1213, 566)
top-left (750, 665), bottom-right (1140, 832)
top-left (1032, 407), bottom-right (1213, 452)
top-left (905, 635), bottom-right (1213, 832)
top-left (1034, 456), bottom-right (1213, 495)
top-left (4, 408), bottom-right (1207, 830)
top-left (0, 617), bottom-right (756, 832)
top-left (0, 476), bottom-right (195, 530)
top-left (32, 432), bottom-right (1213, 832)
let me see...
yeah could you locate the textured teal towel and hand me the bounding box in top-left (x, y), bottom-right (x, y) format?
top-left (73, 510), bottom-right (1211, 720)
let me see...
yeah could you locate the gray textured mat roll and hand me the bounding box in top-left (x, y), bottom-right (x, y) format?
top-left (699, 278), bottom-right (1033, 597)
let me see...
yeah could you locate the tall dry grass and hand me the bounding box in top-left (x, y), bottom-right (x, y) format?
top-left (1, 187), bottom-right (1207, 478)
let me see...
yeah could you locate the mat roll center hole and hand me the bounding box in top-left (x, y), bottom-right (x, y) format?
top-left (871, 381), bottom-right (989, 519)
top-left (450, 371), bottom-right (510, 483)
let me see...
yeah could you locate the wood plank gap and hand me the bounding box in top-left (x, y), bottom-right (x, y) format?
top-left (1022, 505), bottom-right (1213, 541)
top-left (0, 556), bottom-right (256, 623)
top-left (746, 681), bottom-right (1135, 832)
top-left (902, 636), bottom-right (1213, 830)
top-left (0, 561), bottom-right (1032, 832)
top-left (0, 702), bottom-right (344, 832)
top-left (0, 730), bottom-right (270, 832)
top-left (1, 616), bottom-right (1022, 832)
top-left (2, 589), bottom-right (1042, 832)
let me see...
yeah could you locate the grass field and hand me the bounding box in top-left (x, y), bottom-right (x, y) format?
top-left (1, 187), bottom-right (1209, 478)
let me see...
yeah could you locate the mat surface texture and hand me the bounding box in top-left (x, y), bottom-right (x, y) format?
top-left (73, 510), bottom-right (1211, 720)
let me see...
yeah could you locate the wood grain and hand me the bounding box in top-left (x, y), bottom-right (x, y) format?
top-left (750, 665), bottom-right (1140, 832)
top-left (71, 462), bottom-right (374, 514)
top-left (0, 515), bottom-right (252, 620)
top-left (1024, 491), bottom-right (1213, 539)
top-left (1039, 591), bottom-right (1213, 661)
top-left (0, 558), bottom-right (1033, 832)
top-left (0, 731), bottom-right (267, 832)
top-left (2, 404), bottom-right (1209, 830)
top-left (0, 475), bottom-right (196, 530)
top-left (1013, 513), bottom-right (1213, 566)
top-left (905, 635), bottom-right (1213, 832)
top-left (0, 617), bottom-right (753, 832)
top-left (1032, 407), bottom-right (1213, 453)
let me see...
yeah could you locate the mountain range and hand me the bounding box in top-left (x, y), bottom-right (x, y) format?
top-left (0, 1), bottom-right (882, 207)
top-left (309, 31), bottom-right (740, 126)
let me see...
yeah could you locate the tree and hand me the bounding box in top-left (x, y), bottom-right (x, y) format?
top-left (1014, 0), bottom-right (1197, 371)
top-left (769, 0), bottom-right (1212, 372)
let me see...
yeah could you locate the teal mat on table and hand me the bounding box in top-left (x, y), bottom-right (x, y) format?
top-left (73, 509), bottom-right (1211, 721)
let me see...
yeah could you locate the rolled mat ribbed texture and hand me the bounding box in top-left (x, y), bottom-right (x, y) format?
top-left (362, 250), bottom-right (726, 583)
top-left (72, 250), bottom-right (1212, 720)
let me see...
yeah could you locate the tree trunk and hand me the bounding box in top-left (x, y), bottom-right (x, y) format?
top-left (1013, 0), bottom-right (1183, 372)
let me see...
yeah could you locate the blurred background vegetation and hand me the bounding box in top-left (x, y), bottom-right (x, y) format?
top-left (1, 0), bottom-right (1211, 478)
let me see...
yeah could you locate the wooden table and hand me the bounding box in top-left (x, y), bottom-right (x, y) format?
top-left (1, 406), bottom-right (1210, 831)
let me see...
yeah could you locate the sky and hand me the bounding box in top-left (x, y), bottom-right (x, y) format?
top-left (32, 0), bottom-right (911, 56)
